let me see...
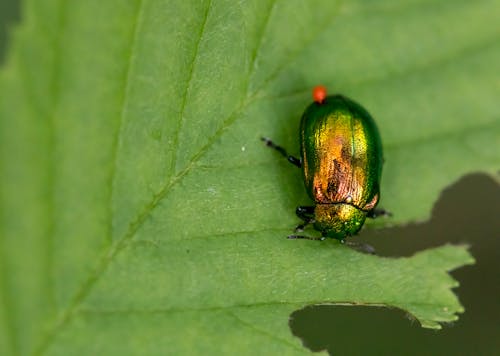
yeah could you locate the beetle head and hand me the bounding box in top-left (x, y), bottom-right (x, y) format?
top-left (314, 204), bottom-right (366, 240)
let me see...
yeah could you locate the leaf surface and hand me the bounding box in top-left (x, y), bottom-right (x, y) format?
top-left (1, 0), bottom-right (498, 355)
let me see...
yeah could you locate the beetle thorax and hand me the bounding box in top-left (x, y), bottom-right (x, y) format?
top-left (313, 204), bottom-right (366, 240)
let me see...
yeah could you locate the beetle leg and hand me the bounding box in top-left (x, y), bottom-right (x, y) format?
top-left (366, 208), bottom-right (392, 219)
top-left (294, 222), bottom-right (316, 232)
top-left (294, 224), bottom-right (306, 232)
top-left (295, 206), bottom-right (315, 231)
top-left (261, 137), bottom-right (301, 168)
top-left (296, 206), bottom-right (315, 220)
top-left (287, 235), bottom-right (326, 241)
top-left (288, 228), bottom-right (325, 241)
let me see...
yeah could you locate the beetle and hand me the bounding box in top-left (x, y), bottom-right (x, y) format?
top-left (262, 85), bottom-right (389, 242)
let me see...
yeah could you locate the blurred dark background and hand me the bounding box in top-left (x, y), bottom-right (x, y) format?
top-left (1, 1), bottom-right (498, 355)
top-left (0, 0), bottom-right (20, 64)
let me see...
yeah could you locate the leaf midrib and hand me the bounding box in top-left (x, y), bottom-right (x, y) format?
top-left (168, 0), bottom-right (212, 178)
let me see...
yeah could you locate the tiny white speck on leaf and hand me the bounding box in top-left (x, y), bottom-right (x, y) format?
top-left (207, 187), bottom-right (217, 195)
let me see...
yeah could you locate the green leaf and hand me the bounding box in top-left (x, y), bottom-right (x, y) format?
top-left (0, 0), bottom-right (497, 355)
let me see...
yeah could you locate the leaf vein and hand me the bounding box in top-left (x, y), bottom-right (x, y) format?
top-left (244, 0), bottom-right (276, 95)
top-left (108, 0), bottom-right (146, 245)
top-left (251, 0), bottom-right (344, 97)
top-left (225, 310), bottom-right (306, 352)
top-left (77, 299), bottom-right (460, 315)
top-left (384, 120), bottom-right (499, 150)
top-left (35, 0), bottom-right (146, 353)
top-left (256, 31), bottom-right (500, 102)
top-left (168, 0), bottom-right (212, 177)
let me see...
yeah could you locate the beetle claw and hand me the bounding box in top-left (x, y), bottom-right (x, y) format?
top-left (294, 225), bottom-right (305, 232)
top-left (367, 208), bottom-right (392, 219)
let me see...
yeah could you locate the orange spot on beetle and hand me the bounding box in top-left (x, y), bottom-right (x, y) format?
top-left (312, 85), bottom-right (327, 104)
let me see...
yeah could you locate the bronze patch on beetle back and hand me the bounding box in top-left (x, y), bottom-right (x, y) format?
top-left (301, 97), bottom-right (380, 212)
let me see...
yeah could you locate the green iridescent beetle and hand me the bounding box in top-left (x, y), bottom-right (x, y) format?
top-left (262, 86), bottom-right (389, 242)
